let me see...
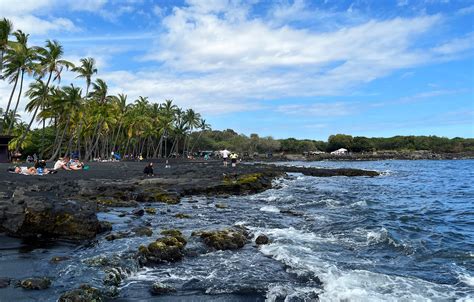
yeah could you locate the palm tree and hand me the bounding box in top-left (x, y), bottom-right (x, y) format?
top-left (0, 18), bottom-right (13, 79)
top-left (84, 78), bottom-right (113, 160)
top-left (72, 57), bottom-right (97, 96)
top-left (35, 40), bottom-right (74, 157)
top-left (190, 118), bottom-right (211, 153)
top-left (3, 30), bottom-right (38, 134)
top-left (15, 80), bottom-right (50, 153)
top-left (48, 84), bottom-right (82, 160)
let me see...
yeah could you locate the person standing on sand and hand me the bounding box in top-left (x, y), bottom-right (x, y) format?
top-left (220, 149), bottom-right (231, 167)
top-left (143, 162), bottom-right (154, 176)
top-left (230, 152), bottom-right (238, 167)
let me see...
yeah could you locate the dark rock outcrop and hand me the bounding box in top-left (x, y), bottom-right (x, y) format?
top-left (255, 234), bottom-right (270, 245)
top-left (58, 284), bottom-right (103, 302)
top-left (19, 277), bottom-right (51, 290)
top-left (136, 230), bottom-right (187, 265)
top-left (150, 282), bottom-right (176, 295)
top-left (0, 277), bottom-right (11, 288)
top-left (0, 188), bottom-right (100, 240)
top-left (192, 228), bottom-right (248, 251)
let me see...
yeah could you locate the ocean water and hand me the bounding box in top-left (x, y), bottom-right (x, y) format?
top-left (0, 160), bottom-right (473, 301)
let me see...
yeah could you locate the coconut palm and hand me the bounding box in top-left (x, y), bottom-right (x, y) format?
top-left (35, 40), bottom-right (74, 157)
top-left (15, 80), bottom-right (50, 153)
top-left (3, 31), bottom-right (38, 134)
top-left (0, 18), bottom-right (13, 79)
top-left (47, 85), bottom-right (82, 160)
top-left (72, 57), bottom-right (97, 96)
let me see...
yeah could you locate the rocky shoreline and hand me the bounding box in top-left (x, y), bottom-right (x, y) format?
top-left (0, 161), bottom-right (379, 300)
top-left (274, 150), bottom-right (474, 161)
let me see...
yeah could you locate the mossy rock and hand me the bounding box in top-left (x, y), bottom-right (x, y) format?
top-left (97, 198), bottom-right (138, 208)
top-left (58, 284), bottom-right (103, 302)
top-left (19, 277), bottom-right (51, 290)
top-left (174, 213), bottom-right (191, 219)
top-left (223, 173), bottom-right (263, 185)
top-left (193, 228), bottom-right (247, 250)
top-left (150, 190), bottom-right (180, 204)
top-left (215, 203), bottom-right (228, 209)
top-left (137, 231), bottom-right (187, 265)
top-left (145, 207), bottom-right (157, 215)
top-left (160, 229), bottom-right (187, 245)
top-left (50, 256), bottom-right (70, 264)
top-left (132, 226), bottom-right (153, 237)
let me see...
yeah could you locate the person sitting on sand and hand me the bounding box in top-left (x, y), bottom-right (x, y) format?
top-left (68, 158), bottom-right (84, 170)
top-left (143, 162), bottom-right (154, 176)
top-left (54, 158), bottom-right (71, 171)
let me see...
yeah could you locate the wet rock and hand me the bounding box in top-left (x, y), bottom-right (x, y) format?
top-left (138, 189), bottom-right (180, 205)
top-left (103, 267), bottom-right (126, 286)
top-left (118, 212), bottom-right (127, 217)
top-left (255, 234), bottom-right (270, 245)
top-left (0, 188), bottom-right (100, 240)
top-left (105, 231), bottom-right (130, 241)
top-left (150, 282), bottom-right (176, 295)
top-left (19, 277), bottom-right (51, 290)
top-left (50, 256), bottom-right (71, 264)
top-left (132, 208), bottom-right (144, 216)
top-left (192, 228), bottom-right (247, 250)
top-left (215, 203), bottom-right (228, 209)
top-left (97, 221), bottom-right (113, 233)
top-left (97, 198), bottom-right (138, 208)
top-left (0, 277), bottom-right (11, 288)
top-left (174, 213), bottom-right (191, 219)
top-left (132, 226), bottom-right (153, 237)
top-left (280, 209), bottom-right (304, 217)
top-left (58, 284), bottom-right (103, 302)
top-left (84, 254), bottom-right (122, 267)
top-left (137, 231), bottom-right (187, 265)
top-left (145, 207), bottom-right (156, 215)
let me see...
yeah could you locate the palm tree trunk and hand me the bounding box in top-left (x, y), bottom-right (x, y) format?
top-left (7, 69), bottom-right (25, 134)
top-left (15, 105), bottom-right (40, 153)
top-left (1, 70), bottom-right (20, 133)
top-left (49, 114), bottom-right (71, 161)
top-left (40, 72), bottom-right (53, 159)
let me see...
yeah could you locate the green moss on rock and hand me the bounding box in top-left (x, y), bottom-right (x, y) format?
top-left (58, 284), bottom-right (103, 302)
top-left (174, 213), bottom-right (191, 219)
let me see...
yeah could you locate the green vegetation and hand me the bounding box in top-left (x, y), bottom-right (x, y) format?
top-left (189, 131), bottom-right (474, 154)
top-left (0, 18), bottom-right (209, 160)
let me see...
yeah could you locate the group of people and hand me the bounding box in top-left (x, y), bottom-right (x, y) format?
top-left (220, 149), bottom-right (239, 167)
top-left (8, 156), bottom-right (85, 175)
top-left (54, 157), bottom-right (85, 171)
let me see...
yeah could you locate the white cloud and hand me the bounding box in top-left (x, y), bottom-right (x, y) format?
top-left (276, 103), bottom-right (355, 117)
top-left (457, 5), bottom-right (474, 15)
top-left (9, 15), bottom-right (77, 35)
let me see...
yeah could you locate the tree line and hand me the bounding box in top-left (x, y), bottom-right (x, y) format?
top-left (189, 130), bottom-right (474, 154)
top-left (0, 18), bottom-right (209, 160)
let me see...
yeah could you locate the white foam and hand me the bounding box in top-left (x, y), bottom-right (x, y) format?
top-left (260, 205), bottom-right (280, 213)
top-left (257, 227), bottom-right (460, 301)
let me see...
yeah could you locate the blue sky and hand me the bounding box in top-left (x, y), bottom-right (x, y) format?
top-left (1, 0), bottom-right (473, 140)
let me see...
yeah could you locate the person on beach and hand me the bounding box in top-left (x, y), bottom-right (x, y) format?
top-left (230, 152), bottom-right (238, 167)
top-left (54, 158), bottom-right (71, 170)
top-left (68, 158), bottom-right (84, 170)
top-left (9, 166), bottom-right (37, 175)
top-left (143, 162), bottom-right (154, 176)
top-left (220, 149), bottom-right (231, 167)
